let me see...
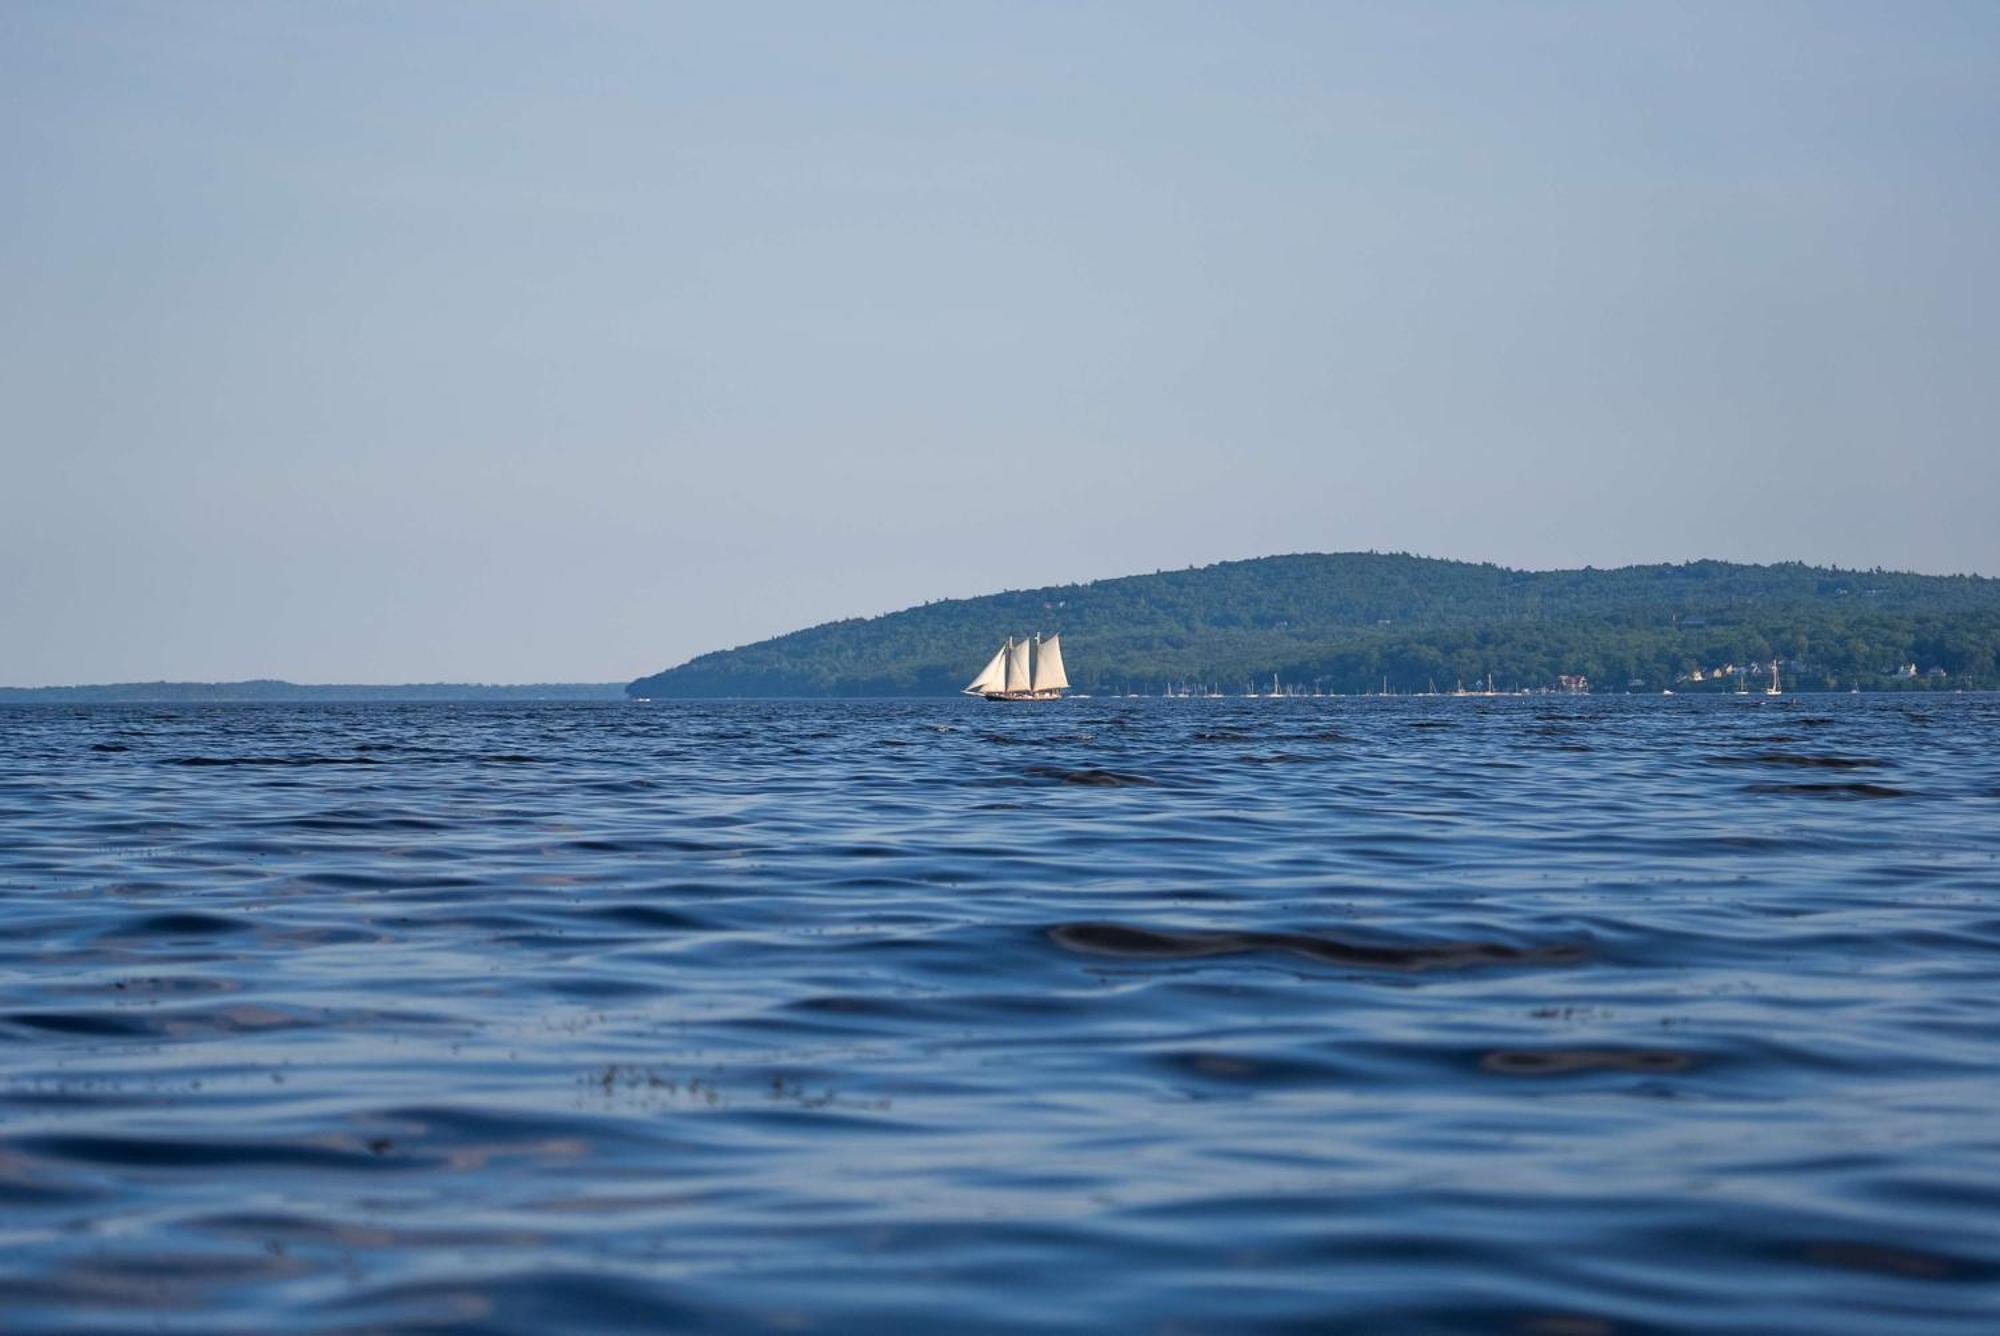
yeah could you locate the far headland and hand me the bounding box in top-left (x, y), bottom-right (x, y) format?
top-left (0, 681), bottom-right (626, 704)
top-left (628, 552), bottom-right (2000, 699)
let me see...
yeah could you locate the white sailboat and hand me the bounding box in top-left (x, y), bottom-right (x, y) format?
top-left (963, 634), bottom-right (1070, 702)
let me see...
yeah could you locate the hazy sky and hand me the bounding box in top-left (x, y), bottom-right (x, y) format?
top-left (4, 2), bottom-right (1996, 684)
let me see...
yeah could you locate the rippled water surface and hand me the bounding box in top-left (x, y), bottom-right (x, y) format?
top-left (4, 697), bottom-right (1999, 1332)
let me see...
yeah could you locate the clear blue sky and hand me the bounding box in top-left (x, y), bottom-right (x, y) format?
top-left (3, 2), bottom-right (1996, 684)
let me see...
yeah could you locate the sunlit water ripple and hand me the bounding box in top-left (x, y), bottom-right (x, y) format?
top-left (2, 697), bottom-right (1997, 1332)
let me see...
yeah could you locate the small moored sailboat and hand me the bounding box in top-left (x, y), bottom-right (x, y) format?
top-left (964, 634), bottom-right (1070, 701)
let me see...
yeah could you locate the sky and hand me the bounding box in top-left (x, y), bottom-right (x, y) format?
top-left (3, 2), bottom-right (1997, 684)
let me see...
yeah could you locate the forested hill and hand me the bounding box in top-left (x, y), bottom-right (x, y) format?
top-left (627, 554), bottom-right (2000, 698)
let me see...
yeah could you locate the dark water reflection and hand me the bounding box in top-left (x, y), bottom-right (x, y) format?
top-left (2, 696), bottom-right (1998, 1332)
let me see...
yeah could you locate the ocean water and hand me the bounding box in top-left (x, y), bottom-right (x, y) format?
top-left (2, 696), bottom-right (1998, 1333)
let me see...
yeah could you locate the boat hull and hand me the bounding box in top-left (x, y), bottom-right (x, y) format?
top-left (981, 690), bottom-right (1065, 702)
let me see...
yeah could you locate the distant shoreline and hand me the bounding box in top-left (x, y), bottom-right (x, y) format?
top-left (3, 687), bottom-right (1988, 706)
top-left (0, 681), bottom-right (627, 704)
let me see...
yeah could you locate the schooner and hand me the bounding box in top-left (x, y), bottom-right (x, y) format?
top-left (964, 634), bottom-right (1070, 701)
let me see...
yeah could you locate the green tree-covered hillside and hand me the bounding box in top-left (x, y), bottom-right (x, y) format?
top-left (627, 554), bottom-right (2000, 697)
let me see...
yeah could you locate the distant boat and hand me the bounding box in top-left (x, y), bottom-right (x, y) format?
top-left (1452, 673), bottom-right (1497, 698)
top-left (1765, 660), bottom-right (1783, 696)
top-left (963, 634), bottom-right (1070, 702)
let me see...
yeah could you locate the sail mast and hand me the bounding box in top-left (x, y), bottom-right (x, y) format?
top-left (1004, 638), bottom-right (1031, 693)
top-left (1032, 634), bottom-right (1069, 692)
top-left (964, 641), bottom-right (1010, 695)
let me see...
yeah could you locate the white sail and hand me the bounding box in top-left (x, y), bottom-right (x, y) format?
top-left (964, 642), bottom-right (1009, 694)
top-left (1004, 638), bottom-right (1031, 692)
top-left (1031, 634), bottom-right (1069, 691)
